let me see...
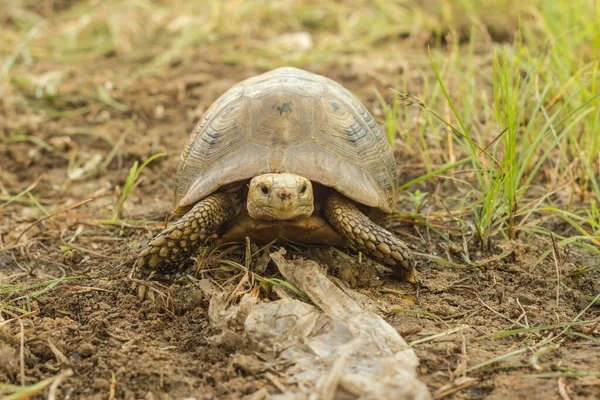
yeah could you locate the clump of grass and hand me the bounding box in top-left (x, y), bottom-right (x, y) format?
top-left (218, 257), bottom-right (311, 303)
top-left (1, 275), bottom-right (88, 304)
top-left (388, 2), bottom-right (600, 254)
top-left (111, 153), bottom-right (165, 220)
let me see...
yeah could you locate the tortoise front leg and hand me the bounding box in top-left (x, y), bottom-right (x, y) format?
top-left (324, 194), bottom-right (416, 281)
top-left (131, 192), bottom-right (240, 280)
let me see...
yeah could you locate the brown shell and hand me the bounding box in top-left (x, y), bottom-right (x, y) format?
top-left (175, 67), bottom-right (398, 213)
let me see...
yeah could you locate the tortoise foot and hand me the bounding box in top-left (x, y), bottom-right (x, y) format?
top-left (130, 192), bottom-right (239, 281)
top-left (324, 194), bottom-right (416, 281)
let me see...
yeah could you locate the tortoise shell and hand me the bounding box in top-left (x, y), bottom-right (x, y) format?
top-left (175, 67), bottom-right (398, 213)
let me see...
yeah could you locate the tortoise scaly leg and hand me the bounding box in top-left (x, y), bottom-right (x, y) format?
top-left (324, 194), bottom-right (416, 281)
top-left (131, 192), bottom-right (239, 281)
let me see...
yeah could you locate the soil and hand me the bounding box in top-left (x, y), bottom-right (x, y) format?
top-left (1, 12), bottom-right (600, 400)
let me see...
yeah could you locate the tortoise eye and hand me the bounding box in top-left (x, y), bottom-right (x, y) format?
top-left (261, 184), bottom-right (270, 195)
top-left (300, 184), bottom-right (307, 194)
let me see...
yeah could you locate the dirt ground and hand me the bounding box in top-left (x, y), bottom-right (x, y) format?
top-left (1, 2), bottom-right (600, 399)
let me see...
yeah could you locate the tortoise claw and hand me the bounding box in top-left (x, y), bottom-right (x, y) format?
top-left (137, 283), bottom-right (146, 301)
top-left (324, 194), bottom-right (417, 280)
top-left (130, 192), bottom-right (239, 284)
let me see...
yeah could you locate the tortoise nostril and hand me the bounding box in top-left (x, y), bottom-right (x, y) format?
top-left (277, 189), bottom-right (292, 201)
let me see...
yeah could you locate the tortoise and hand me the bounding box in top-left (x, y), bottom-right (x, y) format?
top-left (132, 67), bottom-right (415, 283)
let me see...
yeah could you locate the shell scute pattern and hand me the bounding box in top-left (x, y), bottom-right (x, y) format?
top-left (247, 95), bottom-right (315, 148)
top-left (179, 100), bottom-right (247, 190)
top-left (176, 67), bottom-right (399, 213)
top-left (315, 96), bottom-right (383, 164)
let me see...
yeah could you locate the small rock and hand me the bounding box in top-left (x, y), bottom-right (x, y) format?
top-left (0, 343), bottom-right (15, 369)
top-left (173, 286), bottom-right (204, 315)
top-left (231, 354), bottom-right (263, 375)
top-left (48, 135), bottom-right (74, 151)
top-left (271, 32), bottom-right (313, 52)
top-left (78, 342), bottom-right (96, 358)
top-left (93, 378), bottom-right (110, 391)
top-left (89, 316), bottom-right (109, 337)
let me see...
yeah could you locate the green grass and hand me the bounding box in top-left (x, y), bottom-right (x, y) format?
top-left (525, 370), bottom-right (600, 379)
top-left (482, 320), bottom-right (599, 339)
top-left (111, 153), bottom-right (165, 220)
top-left (380, 0), bottom-right (600, 254)
top-left (0, 275), bottom-right (88, 303)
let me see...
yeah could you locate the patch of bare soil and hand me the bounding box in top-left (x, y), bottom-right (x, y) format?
top-left (1, 60), bottom-right (599, 399)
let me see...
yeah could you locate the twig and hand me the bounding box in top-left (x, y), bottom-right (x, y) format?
top-left (557, 377), bottom-right (571, 400)
top-left (410, 325), bottom-right (469, 347)
top-left (62, 242), bottom-right (124, 259)
top-left (434, 376), bottom-right (478, 399)
top-left (550, 234), bottom-right (562, 307)
top-left (47, 369), bottom-right (73, 400)
top-left (462, 348), bottom-right (527, 375)
top-left (0, 309), bottom-right (40, 327)
top-left (2, 310), bottom-right (26, 386)
top-left (0, 175), bottom-right (43, 210)
top-left (14, 197), bottom-right (96, 245)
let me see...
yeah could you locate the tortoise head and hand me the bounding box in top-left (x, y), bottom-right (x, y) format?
top-left (247, 173), bottom-right (314, 220)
